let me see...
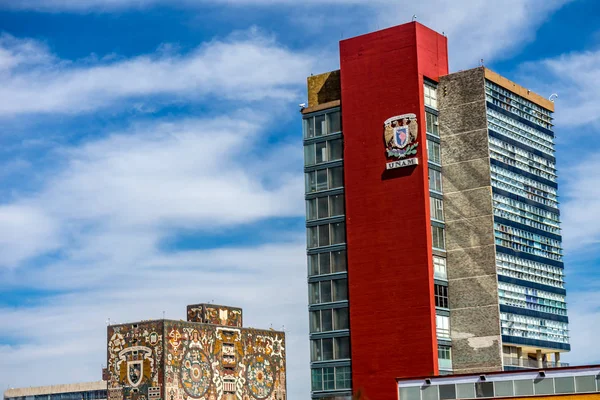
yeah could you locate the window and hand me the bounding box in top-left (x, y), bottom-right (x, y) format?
top-left (306, 194), bottom-right (345, 221)
top-left (309, 308), bottom-right (348, 332)
top-left (308, 250), bottom-right (347, 276)
top-left (429, 169), bottom-right (442, 192)
top-left (434, 256), bottom-right (447, 280)
top-left (435, 284), bottom-right (449, 308)
top-left (476, 382), bottom-right (494, 398)
top-left (438, 345), bottom-right (451, 360)
top-left (309, 279), bottom-right (348, 304)
top-left (436, 314), bottom-right (450, 338)
top-left (328, 111), bottom-right (342, 134)
top-left (307, 222), bottom-right (346, 248)
top-left (311, 366), bottom-right (351, 391)
top-left (304, 138), bottom-right (343, 166)
top-left (311, 337), bottom-right (350, 361)
top-left (427, 139), bottom-right (441, 163)
top-left (426, 112), bottom-right (439, 136)
top-left (305, 166), bottom-right (344, 193)
top-left (440, 384), bottom-right (456, 400)
top-left (430, 197), bottom-right (444, 221)
top-left (424, 84), bottom-right (438, 109)
top-left (432, 226), bottom-right (446, 250)
top-left (303, 110), bottom-right (342, 139)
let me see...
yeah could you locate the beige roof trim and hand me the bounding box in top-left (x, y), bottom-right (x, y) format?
top-left (301, 100), bottom-right (341, 115)
top-left (4, 381), bottom-right (107, 398)
top-left (484, 68), bottom-right (554, 112)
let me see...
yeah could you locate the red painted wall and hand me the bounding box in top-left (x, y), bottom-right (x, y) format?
top-left (340, 22), bottom-right (448, 399)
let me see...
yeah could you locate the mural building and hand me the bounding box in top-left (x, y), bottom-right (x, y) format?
top-left (107, 304), bottom-right (286, 400)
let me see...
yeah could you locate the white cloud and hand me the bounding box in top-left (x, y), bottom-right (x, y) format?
top-left (0, 30), bottom-right (314, 116)
top-left (563, 286), bottom-right (600, 365)
top-left (0, 0), bottom-right (570, 70)
top-left (0, 34), bottom-right (54, 71)
top-left (520, 49), bottom-right (600, 127)
top-left (558, 154), bottom-right (600, 251)
top-left (0, 204), bottom-right (60, 267)
top-left (0, 242), bottom-right (310, 398)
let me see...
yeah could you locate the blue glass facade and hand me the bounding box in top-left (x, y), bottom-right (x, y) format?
top-left (486, 80), bottom-right (570, 352)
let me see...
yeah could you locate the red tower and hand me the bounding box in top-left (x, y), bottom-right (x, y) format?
top-left (340, 23), bottom-right (448, 399)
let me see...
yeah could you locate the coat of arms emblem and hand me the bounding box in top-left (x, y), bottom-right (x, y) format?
top-left (384, 113), bottom-right (418, 159)
top-left (127, 360), bottom-right (143, 387)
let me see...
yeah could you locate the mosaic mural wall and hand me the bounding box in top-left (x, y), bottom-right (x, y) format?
top-left (107, 310), bottom-right (286, 400)
top-left (186, 304), bottom-right (243, 328)
top-left (107, 321), bottom-right (165, 400)
top-left (164, 321), bottom-right (286, 400)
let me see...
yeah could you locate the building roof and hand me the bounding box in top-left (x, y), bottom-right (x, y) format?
top-left (4, 381), bottom-right (107, 398)
top-left (484, 67), bottom-right (555, 112)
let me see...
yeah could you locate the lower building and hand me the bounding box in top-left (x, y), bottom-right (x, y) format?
top-left (106, 303), bottom-right (286, 400)
top-left (397, 365), bottom-right (600, 400)
top-left (4, 381), bottom-right (107, 400)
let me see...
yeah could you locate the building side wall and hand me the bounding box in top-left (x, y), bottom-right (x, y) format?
top-left (340, 22), bottom-right (447, 399)
top-left (163, 321), bottom-right (286, 400)
top-left (438, 67), bottom-right (503, 374)
top-left (107, 321), bottom-right (165, 400)
top-left (187, 304), bottom-right (243, 327)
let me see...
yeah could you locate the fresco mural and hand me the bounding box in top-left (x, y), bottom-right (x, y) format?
top-left (107, 305), bottom-right (285, 400)
top-left (187, 304), bottom-right (243, 328)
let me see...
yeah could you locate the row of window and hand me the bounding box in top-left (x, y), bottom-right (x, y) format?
top-left (487, 110), bottom-right (554, 155)
top-left (488, 135), bottom-right (556, 171)
top-left (305, 166), bottom-right (344, 193)
top-left (501, 327), bottom-right (569, 344)
top-left (311, 336), bottom-right (351, 361)
top-left (499, 295), bottom-right (567, 316)
top-left (486, 81), bottom-right (553, 127)
top-left (486, 81), bottom-right (553, 120)
top-left (494, 208), bottom-right (561, 235)
top-left (303, 110), bottom-right (342, 139)
top-left (489, 150), bottom-right (557, 185)
top-left (311, 366), bottom-right (352, 392)
top-left (493, 193), bottom-right (560, 225)
top-left (498, 281), bottom-right (566, 303)
top-left (309, 279), bottom-right (348, 304)
top-left (304, 138), bottom-right (343, 166)
top-left (307, 222), bottom-right (346, 248)
top-left (400, 374), bottom-right (598, 400)
top-left (492, 178), bottom-right (557, 209)
top-left (7, 392), bottom-right (109, 400)
top-left (491, 164), bottom-right (557, 199)
top-left (310, 307), bottom-right (349, 333)
top-left (495, 238), bottom-right (562, 262)
top-left (308, 250), bottom-right (347, 276)
top-left (496, 252), bottom-right (564, 285)
top-left (496, 223), bottom-right (563, 254)
top-left (487, 105), bottom-right (554, 143)
top-left (501, 312), bottom-right (569, 332)
top-left (488, 137), bottom-right (556, 178)
top-left (306, 194), bottom-right (345, 221)
top-left (498, 288), bottom-right (566, 316)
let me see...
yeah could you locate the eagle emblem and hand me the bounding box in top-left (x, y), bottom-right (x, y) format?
top-left (384, 113), bottom-right (418, 159)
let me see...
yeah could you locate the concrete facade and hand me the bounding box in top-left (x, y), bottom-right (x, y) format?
top-left (438, 68), bottom-right (503, 374)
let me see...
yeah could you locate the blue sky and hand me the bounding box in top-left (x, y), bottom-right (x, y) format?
top-left (0, 0), bottom-right (599, 398)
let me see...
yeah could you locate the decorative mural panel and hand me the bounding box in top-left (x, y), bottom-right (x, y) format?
top-left (164, 321), bottom-right (286, 400)
top-left (108, 306), bottom-right (285, 400)
top-left (107, 321), bottom-right (165, 400)
top-left (186, 304), bottom-right (243, 328)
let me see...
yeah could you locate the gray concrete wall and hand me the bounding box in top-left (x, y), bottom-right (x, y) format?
top-left (438, 67), bottom-right (503, 374)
